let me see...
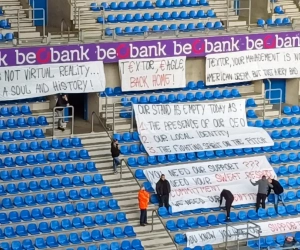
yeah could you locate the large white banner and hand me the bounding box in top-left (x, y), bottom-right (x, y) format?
top-left (206, 47), bottom-right (300, 85)
top-left (187, 217), bottom-right (300, 247)
top-left (144, 156), bottom-right (276, 213)
top-left (133, 100), bottom-right (273, 156)
top-left (119, 57), bottom-right (186, 92)
top-left (0, 61), bottom-right (106, 100)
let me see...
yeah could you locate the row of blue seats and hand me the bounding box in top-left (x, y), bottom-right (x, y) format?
top-left (247, 233), bottom-right (300, 248)
top-left (0, 33), bottom-right (14, 42)
top-left (270, 152), bottom-right (300, 163)
top-left (126, 145), bottom-right (291, 167)
top-left (0, 174), bottom-right (105, 194)
top-left (283, 105), bottom-right (300, 115)
top-left (0, 150), bottom-right (90, 167)
top-left (275, 164), bottom-right (300, 176)
top-left (0, 129), bottom-right (45, 141)
top-left (248, 117), bottom-right (300, 127)
top-left (0, 200), bottom-right (121, 222)
top-left (0, 116), bottom-right (48, 129)
top-left (0, 138), bottom-right (82, 155)
top-left (1, 238), bottom-right (143, 250)
top-left (100, 82), bottom-right (250, 96)
top-left (91, 0), bottom-right (209, 10)
top-left (0, 163), bottom-right (97, 180)
top-left (0, 188), bottom-right (113, 209)
top-left (184, 246), bottom-right (213, 250)
top-left (121, 89), bottom-right (241, 105)
top-left (120, 90), bottom-right (243, 106)
top-left (0, 97), bottom-right (45, 105)
top-left (105, 21), bottom-right (224, 36)
top-left (0, 105), bottom-right (31, 116)
top-left (269, 128), bottom-right (300, 139)
top-left (1, 223), bottom-right (134, 239)
top-left (102, 9), bottom-right (216, 23)
top-left (257, 17), bottom-right (291, 27)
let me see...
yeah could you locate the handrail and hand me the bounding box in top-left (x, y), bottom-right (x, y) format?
top-left (225, 221), bottom-right (261, 250)
top-left (61, 18), bottom-right (71, 41)
top-left (17, 8), bottom-right (46, 44)
top-left (263, 88), bottom-right (282, 119)
top-left (91, 111), bottom-right (112, 140)
top-left (112, 101), bottom-right (134, 133)
top-left (150, 209), bottom-right (179, 250)
top-left (52, 106), bottom-right (75, 138)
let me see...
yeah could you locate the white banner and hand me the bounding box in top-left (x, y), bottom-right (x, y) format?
top-left (133, 100), bottom-right (273, 156)
top-left (144, 156), bottom-right (276, 213)
top-left (119, 56), bottom-right (186, 92)
top-left (187, 217), bottom-right (300, 247)
top-left (0, 61), bottom-right (106, 100)
top-left (206, 47), bottom-right (300, 85)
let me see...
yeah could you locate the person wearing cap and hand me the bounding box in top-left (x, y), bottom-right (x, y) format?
top-left (156, 174), bottom-right (171, 209)
top-left (138, 186), bottom-right (150, 226)
top-left (219, 189), bottom-right (234, 222)
top-left (56, 93), bottom-right (69, 131)
top-left (250, 175), bottom-right (273, 212)
top-left (111, 139), bottom-right (120, 174)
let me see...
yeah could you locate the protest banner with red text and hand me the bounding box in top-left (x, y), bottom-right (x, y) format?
top-left (144, 156), bottom-right (276, 212)
top-left (187, 217), bottom-right (300, 247)
top-left (119, 56), bottom-right (186, 91)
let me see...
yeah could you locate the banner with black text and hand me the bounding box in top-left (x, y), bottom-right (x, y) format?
top-left (187, 217), bottom-right (300, 247)
top-left (119, 56), bottom-right (186, 92)
top-left (206, 47), bottom-right (300, 85)
top-left (0, 61), bottom-right (106, 100)
top-left (133, 100), bottom-right (273, 156)
top-left (144, 156), bottom-right (276, 212)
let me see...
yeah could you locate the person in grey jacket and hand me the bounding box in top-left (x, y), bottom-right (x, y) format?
top-left (250, 175), bottom-right (273, 212)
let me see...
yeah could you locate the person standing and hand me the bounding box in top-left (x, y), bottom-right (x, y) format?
top-left (250, 175), bottom-right (273, 212)
top-left (56, 94), bottom-right (69, 131)
top-left (111, 139), bottom-right (120, 174)
top-left (138, 186), bottom-right (150, 226)
top-left (219, 189), bottom-right (234, 222)
top-left (267, 177), bottom-right (286, 213)
top-left (156, 174), bottom-right (171, 209)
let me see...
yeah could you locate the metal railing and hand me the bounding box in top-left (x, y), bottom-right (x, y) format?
top-left (61, 18), bottom-right (71, 41)
top-left (91, 111), bottom-right (112, 140)
top-left (263, 88), bottom-right (282, 119)
top-left (226, 0), bottom-right (252, 31)
top-left (150, 209), bottom-right (179, 249)
top-left (112, 102), bottom-right (134, 133)
top-left (17, 8), bottom-right (46, 44)
top-left (225, 221), bottom-right (261, 250)
top-left (52, 106), bottom-right (74, 138)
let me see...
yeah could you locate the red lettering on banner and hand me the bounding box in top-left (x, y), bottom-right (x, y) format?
top-left (245, 170), bottom-right (274, 179)
top-left (215, 173), bottom-right (241, 182)
top-left (234, 193), bottom-right (256, 202)
top-left (130, 76), bottom-right (149, 88)
top-left (268, 222), bottom-right (298, 233)
top-left (152, 74), bottom-right (173, 86)
top-left (171, 185), bottom-right (221, 198)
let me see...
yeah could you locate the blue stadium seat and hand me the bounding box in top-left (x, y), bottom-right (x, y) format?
top-left (274, 6), bottom-right (284, 14)
top-left (283, 17), bottom-right (291, 25)
top-left (257, 18), bottom-right (265, 27)
top-left (174, 234), bottom-right (187, 244)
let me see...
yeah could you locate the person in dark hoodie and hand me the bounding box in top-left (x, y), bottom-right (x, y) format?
top-left (156, 174), bottom-right (171, 209)
top-left (267, 177), bottom-right (286, 213)
top-left (219, 189), bottom-right (234, 222)
top-left (111, 139), bottom-right (120, 174)
top-left (250, 175), bottom-right (273, 212)
top-left (56, 94), bottom-right (69, 131)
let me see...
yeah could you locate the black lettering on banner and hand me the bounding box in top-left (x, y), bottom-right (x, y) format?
top-left (208, 195), bottom-right (220, 203)
top-left (192, 177), bottom-right (211, 185)
top-left (52, 80), bottom-right (89, 92)
top-left (2, 87), bottom-right (8, 97)
top-left (152, 104), bottom-right (171, 115)
top-left (289, 67), bottom-right (298, 75)
top-left (148, 121), bottom-right (160, 131)
top-left (5, 69), bottom-right (20, 82)
top-left (197, 231), bottom-right (216, 242)
top-left (36, 83), bottom-right (50, 94)
top-left (196, 130), bottom-right (229, 138)
top-left (58, 64), bottom-right (90, 77)
top-left (173, 143), bottom-right (203, 152)
top-left (245, 137), bottom-right (267, 145)
top-left (169, 178), bottom-right (189, 187)
top-left (192, 166), bottom-right (206, 174)
top-left (11, 85), bottom-right (31, 96)
top-left (168, 168), bottom-right (191, 177)
top-left (207, 57), bottom-right (230, 68)
top-left (157, 146), bottom-right (171, 153)
top-left (170, 133), bottom-right (194, 141)
top-left (208, 163), bottom-right (239, 172)
top-left (207, 72), bottom-right (233, 83)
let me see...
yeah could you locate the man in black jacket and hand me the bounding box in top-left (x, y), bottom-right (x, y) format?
top-left (219, 189), bottom-right (234, 222)
top-left (111, 139), bottom-right (120, 174)
top-left (56, 94), bottom-right (69, 131)
top-left (267, 178), bottom-right (286, 212)
top-left (156, 174), bottom-right (171, 209)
